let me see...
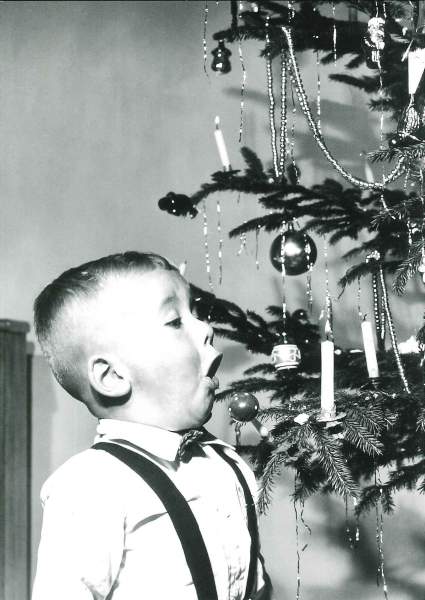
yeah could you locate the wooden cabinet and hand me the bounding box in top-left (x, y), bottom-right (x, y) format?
top-left (0, 320), bottom-right (31, 600)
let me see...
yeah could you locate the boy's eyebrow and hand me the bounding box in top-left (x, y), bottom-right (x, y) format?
top-left (159, 282), bottom-right (191, 313)
top-left (159, 295), bottom-right (178, 311)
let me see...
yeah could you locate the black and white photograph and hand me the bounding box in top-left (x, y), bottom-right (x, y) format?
top-left (1, 2), bottom-right (425, 599)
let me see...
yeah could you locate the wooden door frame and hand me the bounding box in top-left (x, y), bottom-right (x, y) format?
top-left (0, 320), bottom-right (31, 600)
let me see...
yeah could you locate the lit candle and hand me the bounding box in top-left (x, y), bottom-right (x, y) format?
top-left (214, 116), bottom-right (231, 171)
top-left (321, 340), bottom-right (335, 417)
top-left (361, 318), bottom-right (379, 378)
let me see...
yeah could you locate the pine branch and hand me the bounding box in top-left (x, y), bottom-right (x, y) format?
top-left (328, 73), bottom-right (380, 93)
top-left (293, 457), bottom-right (324, 502)
top-left (348, 404), bottom-right (395, 435)
top-left (417, 408), bottom-right (425, 432)
top-left (392, 239), bottom-right (424, 295)
top-left (309, 425), bottom-right (360, 497)
top-left (215, 377), bottom-right (283, 402)
top-left (343, 417), bottom-right (383, 456)
top-left (240, 147), bottom-right (267, 179)
top-left (244, 362), bottom-right (276, 376)
top-left (415, 477), bottom-right (425, 494)
top-left (357, 459), bottom-right (425, 514)
top-left (356, 484), bottom-right (396, 515)
top-left (369, 142), bottom-right (425, 164)
top-left (258, 449), bottom-right (287, 514)
top-left (338, 262), bottom-right (377, 290)
top-left (229, 214), bottom-right (285, 237)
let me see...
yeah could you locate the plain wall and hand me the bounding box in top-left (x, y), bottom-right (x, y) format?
top-left (0, 2), bottom-right (421, 598)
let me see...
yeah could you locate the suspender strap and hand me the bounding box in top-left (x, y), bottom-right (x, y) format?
top-left (213, 446), bottom-right (259, 600)
top-left (92, 442), bottom-right (218, 600)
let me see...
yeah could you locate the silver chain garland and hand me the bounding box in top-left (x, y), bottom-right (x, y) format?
top-left (266, 17), bottom-right (280, 179)
top-left (293, 488), bottom-right (301, 600)
top-left (202, 199), bottom-right (214, 291)
top-left (279, 50), bottom-right (288, 176)
top-left (281, 26), bottom-right (405, 191)
top-left (216, 198), bottom-right (223, 284)
top-left (238, 20), bottom-right (247, 143)
top-left (375, 477), bottom-right (389, 600)
top-left (372, 272), bottom-right (384, 350)
top-left (377, 264), bottom-right (410, 393)
top-left (202, 0), bottom-right (209, 77)
top-left (280, 222), bottom-right (287, 339)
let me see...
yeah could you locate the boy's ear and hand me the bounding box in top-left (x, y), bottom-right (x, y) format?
top-left (87, 355), bottom-right (131, 398)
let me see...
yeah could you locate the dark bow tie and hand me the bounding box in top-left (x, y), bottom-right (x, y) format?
top-left (176, 428), bottom-right (210, 463)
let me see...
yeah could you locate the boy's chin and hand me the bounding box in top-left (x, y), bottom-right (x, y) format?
top-left (202, 410), bottom-right (212, 424)
top-left (185, 407), bottom-right (213, 430)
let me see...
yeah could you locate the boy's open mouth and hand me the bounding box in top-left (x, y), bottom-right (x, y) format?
top-left (206, 352), bottom-right (223, 379)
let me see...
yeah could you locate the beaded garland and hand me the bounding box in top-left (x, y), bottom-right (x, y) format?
top-left (281, 26), bottom-right (405, 191)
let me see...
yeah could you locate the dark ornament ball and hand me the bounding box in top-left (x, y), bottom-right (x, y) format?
top-left (158, 192), bottom-right (198, 218)
top-left (292, 308), bottom-right (309, 323)
top-left (229, 392), bottom-right (259, 423)
top-left (270, 230), bottom-right (317, 276)
top-left (389, 132), bottom-right (420, 149)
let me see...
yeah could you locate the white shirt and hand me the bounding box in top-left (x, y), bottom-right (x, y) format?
top-left (32, 419), bottom-right (266, 600)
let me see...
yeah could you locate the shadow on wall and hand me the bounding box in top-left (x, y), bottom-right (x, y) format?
top-left (223, 88), bottom-right (381, 181)
top-left (259, 469), bottom-right (425, 600)
top-left (31, 354), bottom-right (97, 583)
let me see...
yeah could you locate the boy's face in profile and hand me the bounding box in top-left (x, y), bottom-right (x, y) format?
top-left (92, 269), bottom-right (222, 430)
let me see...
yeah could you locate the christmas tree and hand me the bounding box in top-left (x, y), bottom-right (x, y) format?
top-left (159, 0), bottom-right (425, 542)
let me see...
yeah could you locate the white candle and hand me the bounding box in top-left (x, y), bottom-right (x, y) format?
top-left (363, 158), bottom-right (374, 184)
top-left (321, 340), bottom-right (335, 416)
top-left (361, 319), bottom-right (379, 378)
top-left (214, 116), bottom-right (231, 171)
top-left (408, 48), bottom-right (425, 95)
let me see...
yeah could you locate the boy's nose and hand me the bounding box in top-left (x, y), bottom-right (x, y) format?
top-left (204, 322), bottom-right (214, 345)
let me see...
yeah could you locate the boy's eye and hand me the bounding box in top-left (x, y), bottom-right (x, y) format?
top-left (166, 317), bottom-right (182, 329)
top-left (190, 298), bottom-right (212, 323)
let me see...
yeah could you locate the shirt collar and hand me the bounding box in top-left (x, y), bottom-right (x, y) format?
top-left (95, 418), bottom-right (234, 463)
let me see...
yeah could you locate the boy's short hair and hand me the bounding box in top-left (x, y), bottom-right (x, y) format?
top-left (34, 251), bottom-right (179, 402)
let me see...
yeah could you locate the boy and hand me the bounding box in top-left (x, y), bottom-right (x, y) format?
top-left (32, 251), bottom-right (270, 600)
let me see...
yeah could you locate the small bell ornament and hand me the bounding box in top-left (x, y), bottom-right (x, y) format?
top-left (270, 225), bottom-right (317, 276)
top-left (362, 16), bottom-right (386, 69)
top-left (271, 339), bottom-right (301, 370)
top-left (211, 40), bottom-right (232, 74)
top-left (228, 392), bottom-right (259, 422)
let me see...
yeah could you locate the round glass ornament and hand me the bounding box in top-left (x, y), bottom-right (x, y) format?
top-left (228, 392), bottom-right (259, 422)
top-left (270, 229), bottom-right (317, 275)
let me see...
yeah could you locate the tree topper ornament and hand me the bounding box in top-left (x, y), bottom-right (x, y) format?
top-left (362, 17), bottom-right (386, 69)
